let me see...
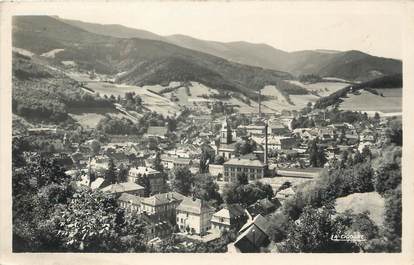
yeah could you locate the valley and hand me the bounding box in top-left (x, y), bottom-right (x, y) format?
top-left (10, 14), bottom-right (403, 254)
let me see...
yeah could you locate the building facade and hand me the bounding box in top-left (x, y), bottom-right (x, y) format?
top-left (223, 158), bottom-right (266, 182)
top-left (176, 197), bottom-right (215, 236)
top-left (210, 204), bottom-right (247, 232)
top-left (128, 166), bottom-right (165, 195)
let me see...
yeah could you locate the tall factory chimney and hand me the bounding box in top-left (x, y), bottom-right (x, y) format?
top-left (264, 121), bottom-right (268, 166)
top-left (258, 90), bottom-right (262, 118)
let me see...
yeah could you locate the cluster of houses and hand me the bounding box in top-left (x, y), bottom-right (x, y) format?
top-left (115, 185), bottom-right (283, 252)
top-left (19, 100), bottom-right (396, 252)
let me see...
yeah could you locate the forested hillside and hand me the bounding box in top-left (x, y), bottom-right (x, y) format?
top-left (12, 52), bottom-right (112, 122)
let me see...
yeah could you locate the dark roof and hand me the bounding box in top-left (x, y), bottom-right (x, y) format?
top-left (235, 215), bottom-right (271, 252)
top-left (247, 198), bottom-right (278, 217)
top-left (239, 214), bottom-right (272, 235)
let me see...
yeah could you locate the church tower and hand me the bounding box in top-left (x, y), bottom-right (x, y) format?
top-left (220, 118), bottom-right (233, 144)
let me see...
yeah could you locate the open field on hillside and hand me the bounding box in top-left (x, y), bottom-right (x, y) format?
top-left (290, 94), bottom-right (320, 108)
top-left (84, 82), bottom-right (140, 97)
top-left (68, 108), bottom-right (109, 129)
top-left (68, 107), bottom-right (135, 129)
top-left (69, 78), bottom-right (181, 117)
top-left (335, 192), bottom-right (385, 226)
top-left (258, 85), bottom-right (320, 112)
top-left (288, 80), bottom-right (349, 97)
top-left (41, 48), bottom-right (65, 58)
top-left (339, 89), bottom-right (402, 113)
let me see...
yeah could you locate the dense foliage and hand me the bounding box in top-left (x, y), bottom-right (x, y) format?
top-left (222, 180), bottom-right (274, 206)
top-left (12, 150), bottom-right (147, 252)
top-left (13, 55), bottom-right (112, 123)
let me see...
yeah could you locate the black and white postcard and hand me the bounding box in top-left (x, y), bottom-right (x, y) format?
top-left (0, 1), bottom-right (413, 265)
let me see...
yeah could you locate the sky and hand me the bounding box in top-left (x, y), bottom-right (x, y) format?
top-left (26, 1), bottom-right (403, 59)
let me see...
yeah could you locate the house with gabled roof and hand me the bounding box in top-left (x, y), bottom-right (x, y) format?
top-left (118, 193), bottom-right (143, 213)
top-left (211, 204), bottom-right (247, 232)
top-left (234, 214), bottom-right (272, 253)
top-left (140, 192), bottom-right (187, 223)
top-left (176, 197), bottom-right (215, 236)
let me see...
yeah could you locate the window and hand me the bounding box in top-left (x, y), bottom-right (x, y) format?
top-left (237, 167), bottom-right (241, 172)
top-left (244, 168), bottom-right (248, 172)
top-left (250, 168), bottom-right (254, 173)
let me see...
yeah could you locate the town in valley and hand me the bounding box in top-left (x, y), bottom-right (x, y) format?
top-left (11, 15), bottom-right (403, 253)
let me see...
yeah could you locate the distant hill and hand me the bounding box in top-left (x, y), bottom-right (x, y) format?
top-left (59, 17), bottom-right (402, 82)
top-left (13, 16), bottom-right (302, 101)
top-left (313, 73), bottom-right (403, 109)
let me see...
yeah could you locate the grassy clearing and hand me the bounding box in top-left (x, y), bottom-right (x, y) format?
top-left (335, 192), bottom-right (385, 226)
top-left (339, 89), bottom-right (402, 113)
top-left (288, 80), bottom-right (349, 97)
top-left (68, 107), bottom-right (135, 129)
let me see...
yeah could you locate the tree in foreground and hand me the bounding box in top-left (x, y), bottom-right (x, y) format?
top-left (55, 189), bottom-right (146, 252)
top-left (191, 174), bottom-right (223, 207)
top-left (170, 167), bottom-right (194, 196)
top-left (280, 206), bottom-right (359, 253)
top-left (222, 181), bottom-right (273, 206)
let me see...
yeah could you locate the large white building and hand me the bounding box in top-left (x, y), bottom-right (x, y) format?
top-left (223, 157), bottom-right (266, 182)
top-left (176, 197), bottom-right (215, 236)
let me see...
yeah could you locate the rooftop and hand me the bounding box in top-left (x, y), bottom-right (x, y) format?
top-left (118, 193), bottom-right (142, 205)
top-left (177, 197), bottom-right (214, 214)
top-left (129, 166), bottom-right (160, 176)
top-left (101, 182), bottom-right (144, 194)
top-left (224, 157), bottom-right (264, 167)
top-left (213, 204), bottom-right (245, 219)
top-left (141, 192), bottom-right (186, 206)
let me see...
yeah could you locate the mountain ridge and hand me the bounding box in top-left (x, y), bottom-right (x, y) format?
top-left (13, 15), bottom-right (303, 101)
top-left (58, 16), bottom-right (402, 82)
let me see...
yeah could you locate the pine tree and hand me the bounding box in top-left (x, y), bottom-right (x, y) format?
top-left (105, 158), bottom-right (116, 184)
top-left (153, 152), bottom-right (164, 172)
top-left (309, 140), bottom-right (319, 167)
top-left (136, 174), bottom-right (151, 197)
top-left (317, 146), bottom-right (327, 167)
top-left (117, 163), bottom-right (128, 183)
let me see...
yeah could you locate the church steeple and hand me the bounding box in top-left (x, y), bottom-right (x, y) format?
top-left (220, 118), bottom-right (232, 144)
